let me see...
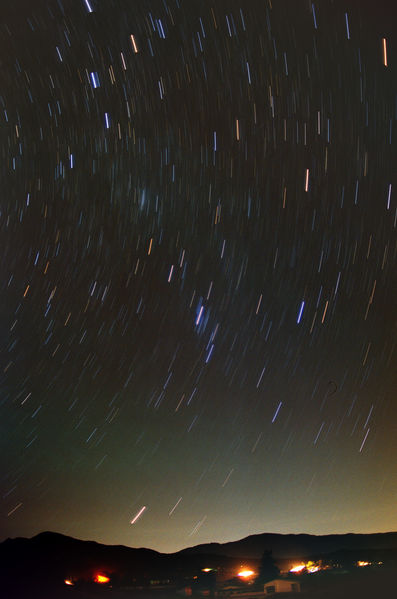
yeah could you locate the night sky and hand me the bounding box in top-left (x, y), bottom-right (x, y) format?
top-left (1, 0), bottom-right (397, 554)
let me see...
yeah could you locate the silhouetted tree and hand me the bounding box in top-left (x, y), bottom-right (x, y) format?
top-left (256, 550), bottom-right (280, 584)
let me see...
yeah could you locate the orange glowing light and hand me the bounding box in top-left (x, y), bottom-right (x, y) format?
top-left (64, 579), bottom-right (74, 586)
top-left (290, 561), bottom-right (322, 574)
top-left (94, 573), bottom-right (110, 583)
top-left (357, 561), bottom-right (370, 567)
top-left (307, 565), bottom-right (320, 573)
top-left (237, 570), bottom-right (255, 578)
top-left (289, 565), bottom-right (305, 573)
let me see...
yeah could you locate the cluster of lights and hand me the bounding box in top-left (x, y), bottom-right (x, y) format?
top-left (65, 572), bottom-right (111, 586)
top-left (64, 557), bottom-right (382, 590)
top-left (289, 561), bottom-right (320, 574)
top-left (290, 559), bottom-right (382, 574)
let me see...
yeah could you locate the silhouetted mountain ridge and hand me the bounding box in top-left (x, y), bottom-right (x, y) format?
top-left (178, 531), bottom-right (397, 558)
top-left (1, 529), bottom-right (397, 597)
top-left (29, 529), bottom-right (162, 555)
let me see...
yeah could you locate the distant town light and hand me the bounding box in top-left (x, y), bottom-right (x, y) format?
top-left (289, 565), bottom-right (305, 573)
top-left (307, 565), bottom-right (320, 573)
top-left (64, 579), bottom-right (74, 585)
top-left (290, 561), bottom-right (322, 574)
top-left (94, 573), bottom-right (110, 583)
top-left (357, 561), bottom-right (370, 567)
top-left (237, 570), bottom-right (255, 578)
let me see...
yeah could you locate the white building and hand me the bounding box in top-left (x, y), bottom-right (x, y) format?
top-left (263, 579), bottom-right (301, 594)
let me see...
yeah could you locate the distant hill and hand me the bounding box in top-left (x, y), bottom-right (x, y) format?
top-left (178, 531), bottom-right (397, 559)
top-left (1, 530), bottom-right (397, 597)
top-left (0, 531), bottom-right (244, 597)
top-left (0, 531), bottom-right (165, 591)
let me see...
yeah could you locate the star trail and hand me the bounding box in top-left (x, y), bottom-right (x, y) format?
top-left (1, 0), bottom-right (396, 553)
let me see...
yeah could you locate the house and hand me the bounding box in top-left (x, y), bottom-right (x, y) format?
top-left (263, 579), bottom-right (301, 594)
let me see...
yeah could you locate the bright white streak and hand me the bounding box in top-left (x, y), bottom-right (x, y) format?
top-left (272, 401), bottom-right (282, 423)
top-left (130, 505), bottom-right (146, 524)
top-left (297, 300), bottom-right (305, 324)
top-left (382, 38), bottom-right (388, 67)
top-left (83, 0), bottom-right (93, 13)
top-left (130, 34), bottom-right (139, 53)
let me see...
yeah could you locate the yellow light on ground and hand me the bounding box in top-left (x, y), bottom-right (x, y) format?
top-left (357, 561), bottom-right (370, 567)
top-left (64, 579), bottom-right (74, 586)
top-left (202, 568), bottom-right (213, 572)
top-left (237, 570), bottom-right (255, 578)
top-left (94, 573), bottom-right (110, 583)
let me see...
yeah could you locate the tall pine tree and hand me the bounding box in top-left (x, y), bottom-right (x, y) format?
top-left (256, 550), bottom-right (280, 584)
